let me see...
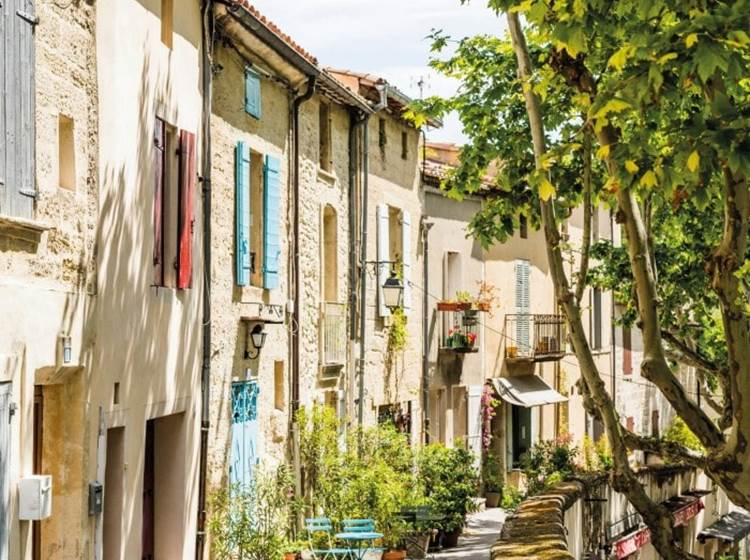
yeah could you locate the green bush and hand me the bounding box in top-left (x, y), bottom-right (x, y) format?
top-left (417, 443), bottom-right (479, 532)
top-left (209, 465), bottom-right (294, 560)
top-left (664, 416), bottom-right (705, 454)
top-left (482, 451), bottom-right (504, 493)
top-left (521, 436), bottom-right (578, 495)
top-left (500, 484), bottom-right (524, 510)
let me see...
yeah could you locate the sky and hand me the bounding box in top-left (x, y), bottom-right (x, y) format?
top-left (248, 0), bottom-right (506, 144)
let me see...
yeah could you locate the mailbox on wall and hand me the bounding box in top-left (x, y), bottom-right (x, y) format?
top-left (18, 475), bottom-right (52, 520)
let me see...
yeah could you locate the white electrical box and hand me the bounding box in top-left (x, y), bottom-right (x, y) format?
top-left (19, 475), bottom-right (52, 520)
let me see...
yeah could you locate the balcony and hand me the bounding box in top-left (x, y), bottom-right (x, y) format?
top-left (504, 314), bottom-right (566, 363)
top-left (321, 302), bottom-right (347, 368)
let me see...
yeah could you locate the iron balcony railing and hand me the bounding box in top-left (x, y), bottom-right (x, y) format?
top-left (504, 313), bottom-right (567, 362)
top-left (322, 302), bottom-right (347, 366)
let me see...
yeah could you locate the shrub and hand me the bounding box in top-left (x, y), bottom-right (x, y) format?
top-left (664, 416), bottom-right (705, 454)
top-left (209, 465), bottom-right (294, 560)
top-left (418, 444), bottom-right (479, 532)
top-left (521, 436), bottom-right (578, 495)
top-left (482, 451), bottom-right (504, 493)
top-left (500, 484), bottom-right (524, 510)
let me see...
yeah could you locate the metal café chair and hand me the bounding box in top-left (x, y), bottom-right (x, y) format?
top-left (305, 517), bottom-right (353, 560)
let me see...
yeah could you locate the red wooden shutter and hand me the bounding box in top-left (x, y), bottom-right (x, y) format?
top-left (623, 327), bottom-right (632, 375)
top-left (177, 130), bottom-right (196, 289)
top-left (153, 118), bottom-right (166, 286)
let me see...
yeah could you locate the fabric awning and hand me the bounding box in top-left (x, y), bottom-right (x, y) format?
top-left (492, 375), bottom-right (568, 408)
top-left (698, 511), bottom-right (750, 544)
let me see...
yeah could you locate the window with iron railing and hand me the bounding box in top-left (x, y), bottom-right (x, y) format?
top-left (504, 314), bottom-right (567, 362)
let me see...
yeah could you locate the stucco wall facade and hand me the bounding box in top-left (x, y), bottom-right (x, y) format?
top-left (0, 1), bottom-right (98, 558)
top-left (91, 1), bottom-right (204, 558)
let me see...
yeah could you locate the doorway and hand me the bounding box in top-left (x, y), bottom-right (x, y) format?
top-left (104, 427), bottom-right (124, 559)
top-left (510, 405), bottom-right (532, 468)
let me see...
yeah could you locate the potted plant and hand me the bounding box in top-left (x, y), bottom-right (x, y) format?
top-left (482, 454), bottom-right (503, 508)
top-left (381, 520), bottom-right (408, 560)
top-left (506, 345), bottom-right (518, 358)
top-left (282, 541), bottom-right (304, 560)
top-left (417, 444), bottom-right (479, 550)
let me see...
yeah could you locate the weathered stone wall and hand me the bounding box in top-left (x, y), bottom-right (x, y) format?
top-left (492, 480), bottom-right (583, 560)
top-left (296, 96), bottom-right (353, 413)
top-left (0, 1), bottom-right (99, 558)
top-left (207, 43), bottom-right (293, 490)
top-left (361, 112), bottom-right (424, 441)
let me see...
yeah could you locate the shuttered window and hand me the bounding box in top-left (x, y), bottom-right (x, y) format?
top-left (377, 203), bottom-right (390, 317)
top-left (244, 68), bottom-right (261, 119)
top-left (177, 130), bottom-right (196, 289)
top-left (235, 141), bottom-right (251, 286)
top-left (262, 155), bottom-right (280, 290)
top-left (623, 327), bottom-right (632, 375)
top-left (515, 259), bottom-right (530, 351)
top-left (1, 0), bottom-right (37, 219)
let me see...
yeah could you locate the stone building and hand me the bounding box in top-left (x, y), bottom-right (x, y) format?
top-left (206, 2), bottom-right (371, 497)
top-left (0, 1), bottom-right (98, 558)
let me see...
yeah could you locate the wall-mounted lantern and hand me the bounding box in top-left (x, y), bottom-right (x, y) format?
top-left (381, 271), bottom-right (404, 311)
top-left (244, 324), bottom-right (267, 359)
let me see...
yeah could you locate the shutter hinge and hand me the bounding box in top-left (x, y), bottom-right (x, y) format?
top-left (19, 189), bottom-right (38, 199)
top-left (9, 402), bottom-right (17, 419)
top-left (16, 10), bottom-right (39, 26)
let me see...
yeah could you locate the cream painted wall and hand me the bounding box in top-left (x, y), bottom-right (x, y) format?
top-left (92, 1), bottom-right (204, 558)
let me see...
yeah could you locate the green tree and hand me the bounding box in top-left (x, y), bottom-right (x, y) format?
top-left (411, 1), bottom-right (750, 557)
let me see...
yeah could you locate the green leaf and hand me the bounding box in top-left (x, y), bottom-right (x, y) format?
top-left (625, 160), bottom-right (639, 174)
top-left (593, 98), bottom-right (631, 118)
top-left (509, 0), bottom-right (534, 13)
top-left (685, 33), bottom-right (698, 48)
top-left (539, 177), bottom-right (556, 201)
top-left (640, 170), bottom-right (658, 188)
top-left (657, 52), bottom-right (678, 65)
top-left (608, 44), bottom-right (636, 71)
top-left (687, 151), bottom-right (700, 172)
top-left (596, 144), bottom-right (611, 159)
top-left (695, 42), bottom-right (729, 83)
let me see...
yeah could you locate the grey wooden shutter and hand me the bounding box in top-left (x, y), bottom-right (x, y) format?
top-left (1, 0), bottom-right (37, 218)
top-left (515, 259), bottom-right (530, 351)
top-left (0, 383), bottom-right (12, 560)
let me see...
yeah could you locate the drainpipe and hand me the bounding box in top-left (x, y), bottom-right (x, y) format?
top-left (421, 219), bottom-right (433, 444)
top-left (357, 85), bottom-right (388, 437)
top-left (196, 1), bottom-right (213, 558)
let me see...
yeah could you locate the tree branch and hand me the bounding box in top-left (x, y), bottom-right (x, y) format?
top-left (621, 431), bottom-right (709, 470)
top-left (575, 128), bottom-right (593, 305)
top-left (661, 329), bottom-right (723, 376)
top-left (507, 18), bottom-right (691, 560)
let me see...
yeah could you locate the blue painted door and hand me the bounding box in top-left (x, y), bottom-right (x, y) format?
top-left (230, 381), bottom-right (259, 488)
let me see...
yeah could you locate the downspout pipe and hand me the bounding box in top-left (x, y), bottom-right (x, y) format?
top-left (292, 77), bottom-right (317, 416)
top-left (421, 219), bottom-right (433, 444)
top-left (357, 85), bottom-right (388, 437)
top-left (196, 1), bottom-right (213, 558)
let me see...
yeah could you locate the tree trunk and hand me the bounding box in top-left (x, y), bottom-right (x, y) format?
top-left (505, 12), bottom-right (697, 560)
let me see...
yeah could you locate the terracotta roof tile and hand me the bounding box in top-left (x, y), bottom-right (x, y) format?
top-left (234, 1), bottom-right (318, 65)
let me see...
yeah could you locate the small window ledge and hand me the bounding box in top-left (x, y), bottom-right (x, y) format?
top-left (317, 167), bottom-right (337, 185)
top-left (0, 214), bottom-right (50, 247)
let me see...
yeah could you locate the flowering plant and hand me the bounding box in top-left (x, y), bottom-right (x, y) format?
top-left (466, 332), bottom-right (477, 346)
top-left (480, 383), bottom-right (500, 450)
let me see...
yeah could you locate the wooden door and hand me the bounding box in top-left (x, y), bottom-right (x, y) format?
top-left (141, 421), bottom-right (155, 560)
top-left (230, 381), bottom-right (259, 488)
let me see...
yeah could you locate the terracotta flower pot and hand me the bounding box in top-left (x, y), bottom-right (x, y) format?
top-left (284, 553), bottom-right (300, 560)
top-left (506, 346), bottom-right (518, 358)
top-left (442, 528), bottom-right (461, 549)
top-left (382, 550), bottom-right (407, 560)
top-left (485, 491), bottom-right (501, 508)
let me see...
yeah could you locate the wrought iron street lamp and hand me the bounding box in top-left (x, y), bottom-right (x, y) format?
top-left (244, 324), bottom-right (267, 359)
top-left (381, 271), bottom-right (404, 310)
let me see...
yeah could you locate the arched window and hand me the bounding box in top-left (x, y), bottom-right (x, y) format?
top-left (322, 205), bottom-right (338, 301)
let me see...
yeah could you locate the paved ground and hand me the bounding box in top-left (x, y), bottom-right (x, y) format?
top-left (432, 507), bottom-right (507, 560)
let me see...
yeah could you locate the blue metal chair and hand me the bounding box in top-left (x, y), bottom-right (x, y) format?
top-left (340, 519), bottom-right (383, 558)
top-left (305, 518), bottom-right (352, 560)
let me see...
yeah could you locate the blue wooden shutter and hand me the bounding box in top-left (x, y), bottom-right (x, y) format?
top-left (1, 0), bottom-right (36, 218)
top-left (244, 68), bottom-right (261, 119)
top-left (235, 141), bottom-right (251, 286)
top-left (263, 155), bottom-right (281, 290)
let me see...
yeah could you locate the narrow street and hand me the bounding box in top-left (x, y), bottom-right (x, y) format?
top-left (433, 508), bottom-right (507, 560)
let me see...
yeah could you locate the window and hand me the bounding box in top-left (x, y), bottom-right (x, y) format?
top-left (376, 204), bottom-right (411, 316)
top-left (153, 118), bottom-right (196, 289)
top-left (401, 131), bottom-right (408, 159)
top-left (519, 214), bottom-right (528, 239)
top-left (274, 361), bottom-right (285, 411)
top-left (591, 288), bottom-right (602, 349)
top-left (161, 0), bottom-right (173, 48)
top-left (235, 143), bottom-right (280, 289)
top-left (378, 118), bottom-right (387, 151)
top-left (443, 251), bottom-right (462, 340)
top-left (319, 102), bottom-right (332, 171)
top-left (58, 115), bottom-right (76, 190)
top-left (623, 327), bottom-right (632, 375)
top-left (244, 69), bottom-right (261, 119)
top-left (322, 205), bottom-right (338, 301)
top-left (1, 6), bottom-right (35, 219)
